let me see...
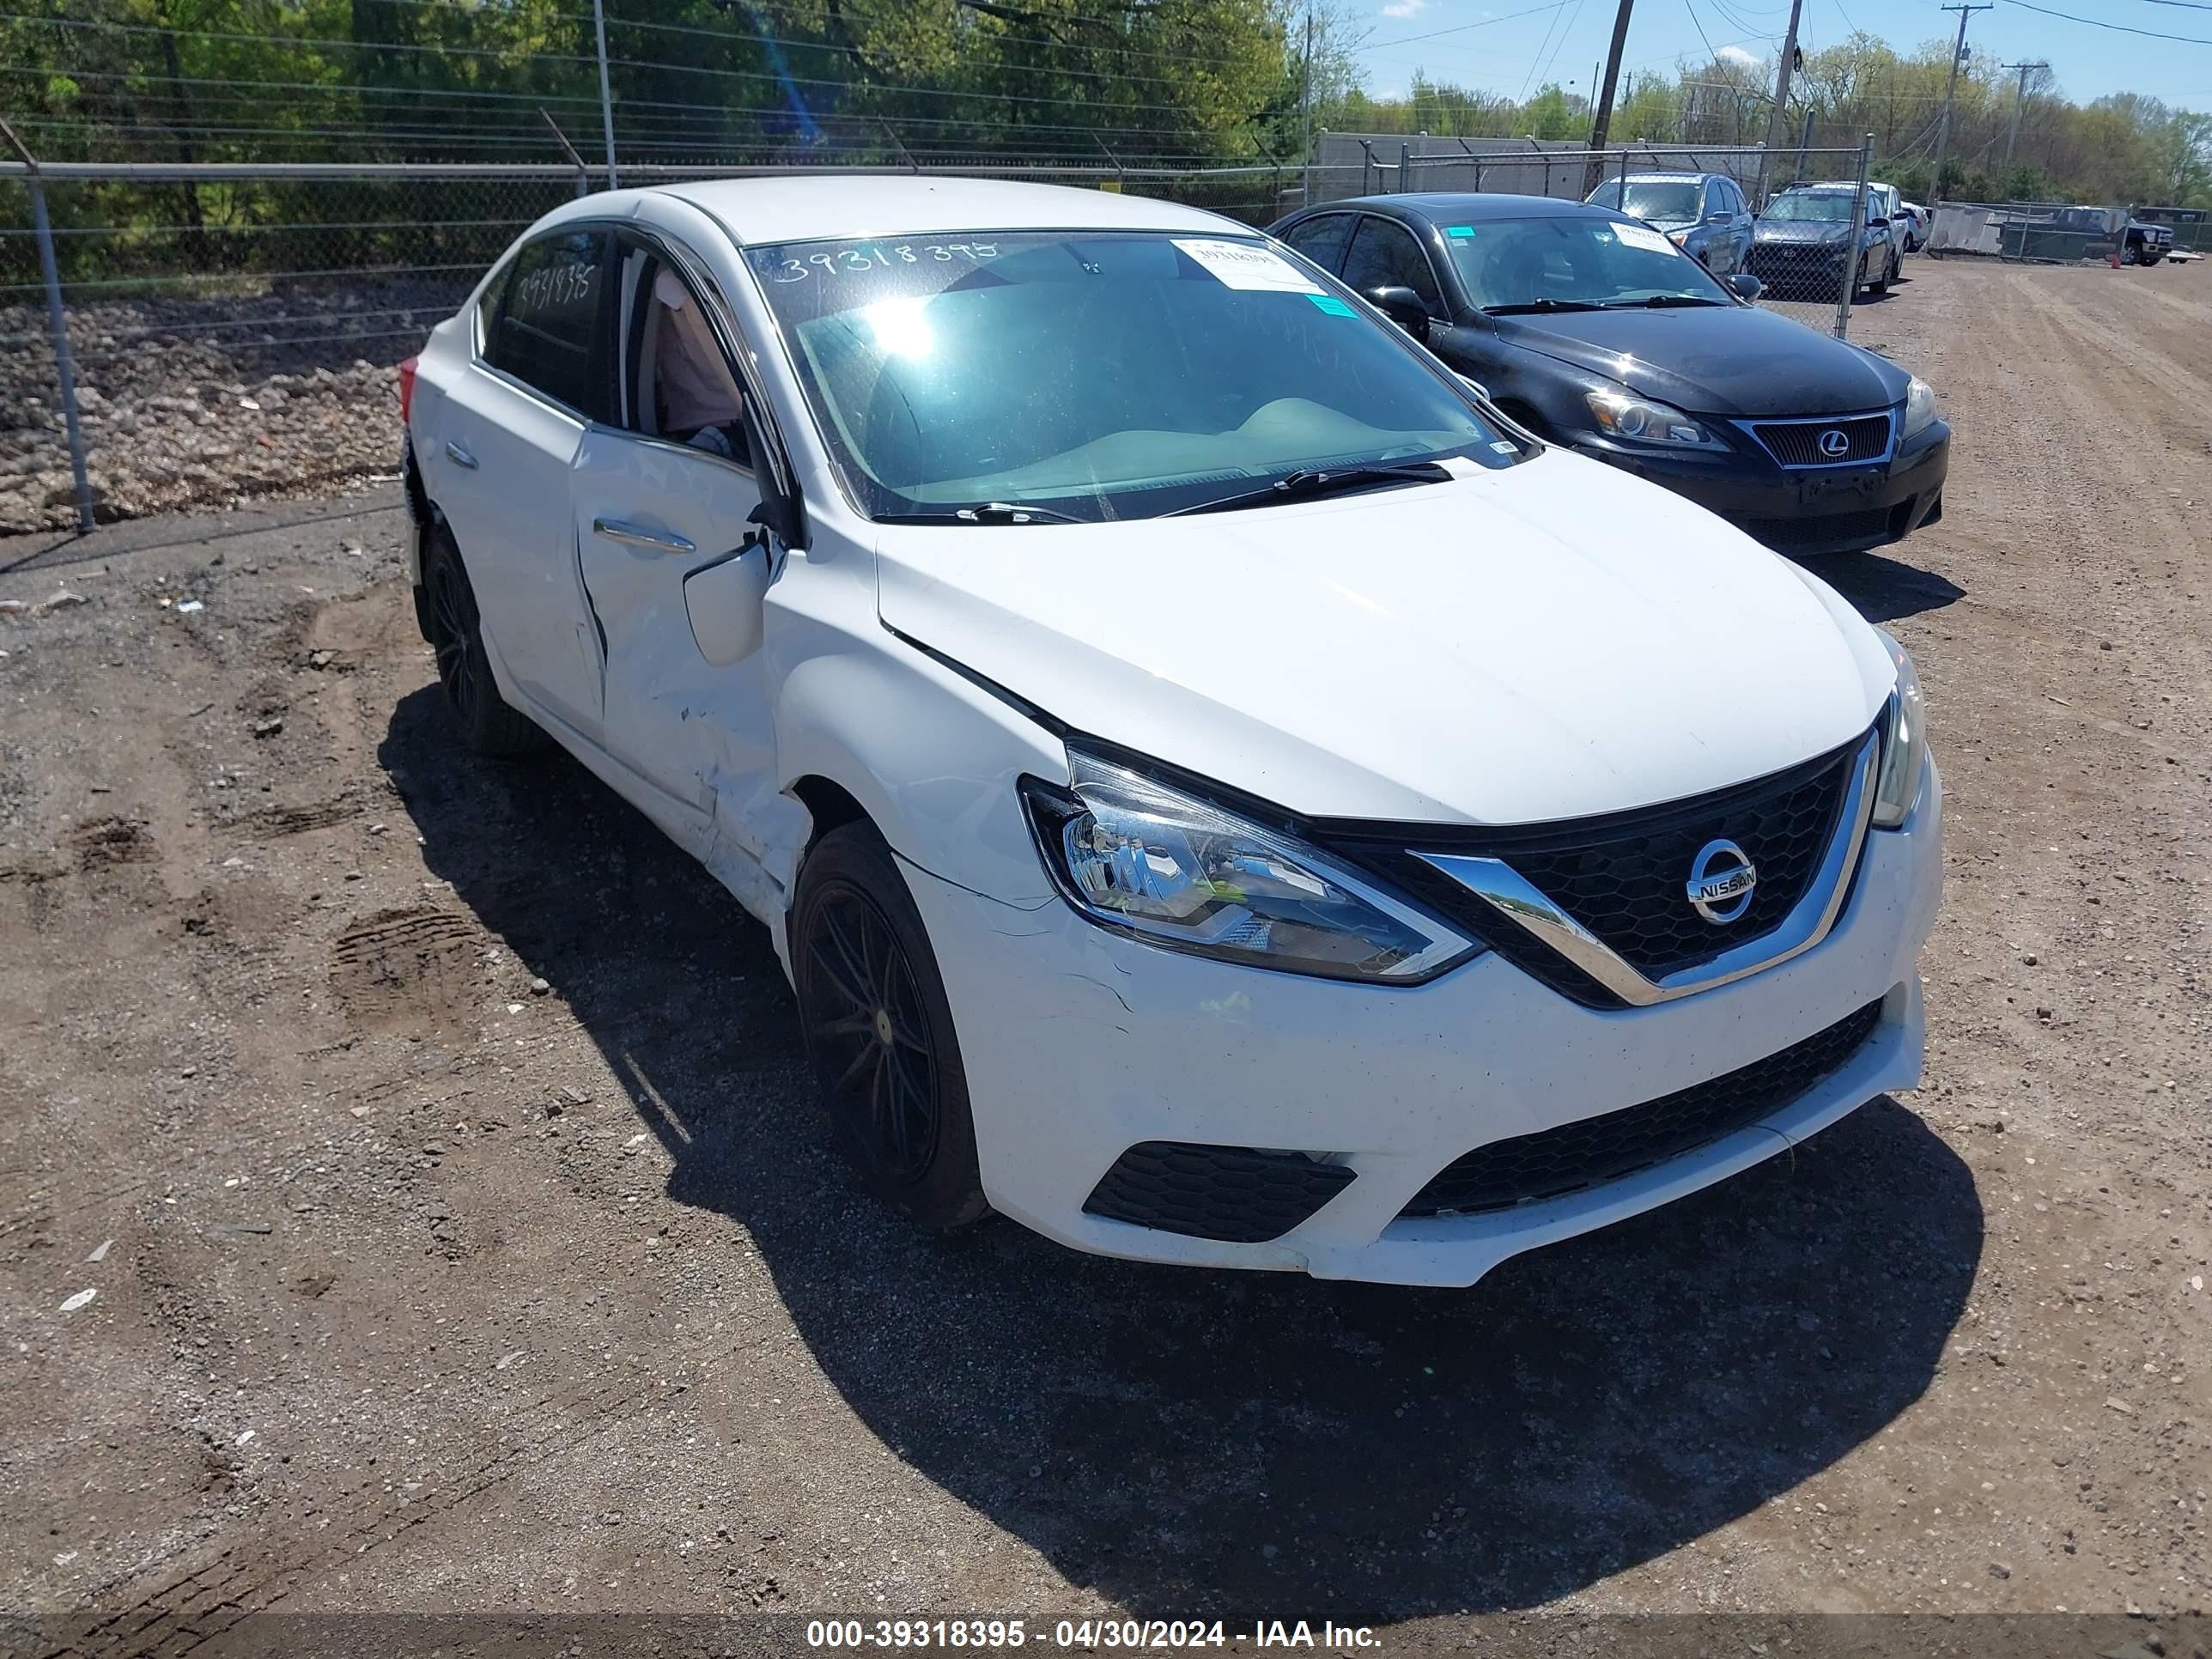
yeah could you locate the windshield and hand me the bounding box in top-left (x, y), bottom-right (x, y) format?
top-left (1585, 179), bottom-right (1702, 222)
top-left (1763, 191), bottom-right (1857, 224)
top-left (1442, 215), bottom-right (1732, 310)
top-left (746, 231), bottom-right (1520, 523)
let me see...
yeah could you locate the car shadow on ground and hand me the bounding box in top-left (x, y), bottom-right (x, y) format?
top-left (1799, 546), bottom-right (1966, 624)
top-left (384, 685), bottom-right (1984, 1624)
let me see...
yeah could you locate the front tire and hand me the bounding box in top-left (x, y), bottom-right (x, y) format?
top-left (792, 821), bottom-right (988, 1233)
top-left (422, 524), bottom-right (544, 757)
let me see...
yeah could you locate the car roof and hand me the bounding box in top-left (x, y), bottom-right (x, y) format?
top-left (532, 176), bottom-right (1238, 247)
top-left (1609, 172), bottom-right (1721, 183)
top-left (1319, 193), bottom-right (1631, 222)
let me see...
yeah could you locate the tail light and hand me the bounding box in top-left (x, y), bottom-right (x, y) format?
top-left (397, 356), bottom-right (419, 427)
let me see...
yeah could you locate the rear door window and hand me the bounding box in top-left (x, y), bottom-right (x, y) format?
top-left (1279, 214), bottom-right (1356, 274)
top-left (488, 228), bottom-right (611, 419)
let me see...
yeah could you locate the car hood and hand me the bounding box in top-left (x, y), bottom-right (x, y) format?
top-left (873, 451), bottom-right (1894, 827)
top-left (1754, 220), bottom-right (1855, 246)
top-left (1491, 306), bottom-right (1906, 417)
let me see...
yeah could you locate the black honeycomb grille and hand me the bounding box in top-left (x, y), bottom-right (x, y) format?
top-left (1496, 748), bottom-right (1856, 978)
top-left (1400, 997), bottom-right (1884, 1218)
top-left (1084, 1142), bottom-right (1354, 1243)
top-left (1753, 414), bottom-right (1891, 467)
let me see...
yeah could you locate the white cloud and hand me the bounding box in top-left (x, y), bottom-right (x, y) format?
top-left (1380, 0), bottom-right (1431, 17)
top-left (1717, 44), bottom-right (1760, 67)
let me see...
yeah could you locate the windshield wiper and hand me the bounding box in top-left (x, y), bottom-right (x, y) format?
top-left (1164, 461), bottom-right (1452, 519)
top-left (1600, 295), bottom-right (1729, 308)
top-left (1481, 299), bottom-right (1607, 314)
top-left (877, 501), bottom-right (1088, 526)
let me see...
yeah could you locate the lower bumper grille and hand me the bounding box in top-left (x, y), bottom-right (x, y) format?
top-left (1085, 1141), bottom-right (1354, 1243)
top-left (1736, 504), bottom-right (1901, 551)
top-left (1399, 997), bottom-right (1885, 1218)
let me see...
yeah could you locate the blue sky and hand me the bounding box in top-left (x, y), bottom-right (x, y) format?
top-left (1355, 0), bottom-right (2212, 113)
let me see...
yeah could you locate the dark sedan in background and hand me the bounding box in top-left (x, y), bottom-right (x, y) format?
top-left (1267, 193), bottom-right (1949, 556)
top-left (1750, 185), bottom-right (1899, 299)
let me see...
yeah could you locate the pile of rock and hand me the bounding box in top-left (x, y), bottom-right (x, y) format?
top-left (0, 279), bottom-right (468, 533)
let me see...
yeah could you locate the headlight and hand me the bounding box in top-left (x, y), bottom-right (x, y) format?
top-left (1667, 228), bottom-right (1692, 246)
top-left (1583, 387), bottom-right (1726, 450)
top-left (1019, 753), bottom-right (1480, 983)
top-left (1871, 628), bottom-right (1928, 829)
top-left (1901, 374), bottom-right (1939, 439)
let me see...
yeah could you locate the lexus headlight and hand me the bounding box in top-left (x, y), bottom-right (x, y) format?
top-left (1583, 388), bottom-right (1726, 450)
top-left (1872, 628), bottom-right (1928, 830)
top-left (1901, 374), bottom-right (1940, 440)
top-left (1019, 754), bottom-right (1480, 983)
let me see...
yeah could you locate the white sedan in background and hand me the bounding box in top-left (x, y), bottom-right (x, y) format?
top-left (397, 178), bottom-right (1942, 1287)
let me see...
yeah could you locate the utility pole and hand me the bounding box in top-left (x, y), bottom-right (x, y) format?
top-left (1583, 0), bottom-right (1636, 198)
top-left (1757, 0), bottom-right (1804, 203)
top-left (2001, 59), bottom-right (2047, 172)
top-left (1299, 9), bottom-right (1316, 207)
top-left (1929, 3), bottom-right (1991, 207)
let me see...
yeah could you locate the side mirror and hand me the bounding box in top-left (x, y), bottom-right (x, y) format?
top-left (684, 538), bottom-right (772, 666)
top-left (1705, 212), bottom-right (1731, 226)
top-left (1364, 285), bottom-right (1430, 343)
top-left (746, 495), bottom-right (801, 550)
top-left (1455, 372), bottom-right (1492, 402)
top-left (1728, 272), bottom-right (1763, 301)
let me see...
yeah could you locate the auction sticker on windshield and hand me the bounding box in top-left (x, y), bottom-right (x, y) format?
top-left (1172, 239), bottom-right (1322, 292)
top-left (1609, 222), bottom-right (1680, 256)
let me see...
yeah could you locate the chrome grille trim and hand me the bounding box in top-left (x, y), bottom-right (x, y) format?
top-left (1417, 731), bottom-right (1881, 1006)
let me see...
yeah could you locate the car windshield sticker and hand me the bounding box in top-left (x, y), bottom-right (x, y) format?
top-left (1611, 222), bottom-right (1678, 256)
top-left (1174, 239), bottom-right (1323, 293)
top-left (1307, 294), bottom-right (1356, 317)
top-left (1446, 226), bottom-right (1476, 239)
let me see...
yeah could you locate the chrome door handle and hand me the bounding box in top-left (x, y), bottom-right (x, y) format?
top-left (592, 518), bottom-right (696, 556)
top-left (444, 441), bottom-right (478, 471)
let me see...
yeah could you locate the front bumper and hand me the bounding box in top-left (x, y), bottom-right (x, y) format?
top-left (1746, 240), bottom-right (1856, 290)
top-left (905, 761), bottom-right (1942, 1287)
top-left (1580, 421), bottom-right (1950, 556)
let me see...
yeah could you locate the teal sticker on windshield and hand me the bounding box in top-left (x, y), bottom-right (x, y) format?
top-left (1308, 294), bottom-right (1356, 316)
top-left (1446, 225), bottom-right (1476, 238)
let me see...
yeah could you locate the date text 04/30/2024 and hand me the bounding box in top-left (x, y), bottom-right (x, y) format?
top-left (805, 1620), bottom-right (1382, 1650)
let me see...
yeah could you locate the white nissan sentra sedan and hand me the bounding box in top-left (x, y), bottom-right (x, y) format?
top-left (396, 178), bottom-right (1942, 1287)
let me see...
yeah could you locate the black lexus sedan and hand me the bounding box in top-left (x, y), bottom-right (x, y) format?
top-left (1266, 193), bottom-right (1950, 556)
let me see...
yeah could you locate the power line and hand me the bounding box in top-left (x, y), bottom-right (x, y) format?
top-left (2000, 0), bottom-right (2212, 43)
top-left (1358, 0), bottom-right (1573, 55)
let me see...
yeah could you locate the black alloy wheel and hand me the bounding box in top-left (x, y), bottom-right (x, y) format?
top-left (805, 882), bottom-right (941, 1186)
top-left (422, 526), bottom-right (544, 757)
top-left (428, 546), bottom-right (481, 726)
top-left (792, 820), bottom-right (988, 1231)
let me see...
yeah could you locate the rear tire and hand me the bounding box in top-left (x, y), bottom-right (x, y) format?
top-left (422, 524), bottom-right (545, 757)
top-left (792, 821), bottom-right (988, 1234)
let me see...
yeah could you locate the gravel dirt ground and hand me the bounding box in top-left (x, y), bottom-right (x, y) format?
top-left (1, 255), bottom-right (2208, 1652)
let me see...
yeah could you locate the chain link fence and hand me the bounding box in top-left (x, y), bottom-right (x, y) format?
top-left (1304, 137), bottom-right (1881, 341)
top-left (0, 158), bottom-right (1304, 535)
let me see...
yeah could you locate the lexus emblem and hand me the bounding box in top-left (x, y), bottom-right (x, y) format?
top-left (1818, 428), bottom-right (1851, 459)
top-left (1686, 839), bottom-right (1758, 925)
